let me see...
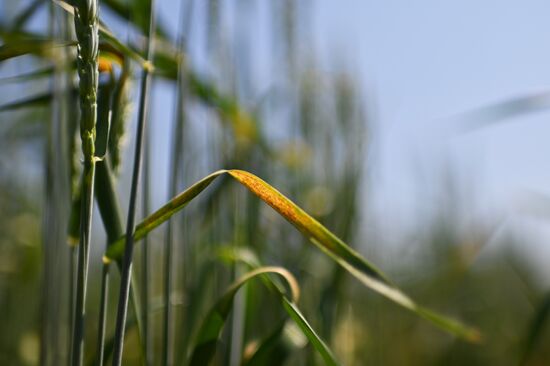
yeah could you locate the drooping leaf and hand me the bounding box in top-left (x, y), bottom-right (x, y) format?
top-left (220, 247), bottom-right (338, 366)
top-left (188, 266), bottom-right (300, 366)
top-left (105, 169), bottom-right (481, 342)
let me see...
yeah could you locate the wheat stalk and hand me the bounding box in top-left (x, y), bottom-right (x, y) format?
top-left (70, 0), bottom-right (99, 365)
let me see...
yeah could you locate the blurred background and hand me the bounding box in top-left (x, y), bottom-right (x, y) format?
top-left (1, 0), bottom-right (550, 365)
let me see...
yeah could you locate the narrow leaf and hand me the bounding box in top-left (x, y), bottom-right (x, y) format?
top-left (105, 169), bottom-right (481, 342)
top-left (0, 39), bottom-right (73, 61)
top-left (282, 299), bottom-right (338, 366)
top-left (222, 247), bottom-right (338, 366)
top-left (188, 266), bottom-right (300, 366)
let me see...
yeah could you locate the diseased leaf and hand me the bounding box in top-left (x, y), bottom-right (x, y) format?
top-left (105, 169), bottom-right (481, 342)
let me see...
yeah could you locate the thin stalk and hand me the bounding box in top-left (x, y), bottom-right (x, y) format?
top-left (95, 263), bottom-right (109, 366)
top-left (162, 1), bottom-right (194, 364)
top-left (70, 0), bottom-right (100, 364)
top-left (142, 126), bottom-right (152, 365)
top-left (111, 0), bottom-right (156, 364)
top-left (69, 245), bottom-right (76, 359)
top-left (95, 158), bottom-right (124, 366)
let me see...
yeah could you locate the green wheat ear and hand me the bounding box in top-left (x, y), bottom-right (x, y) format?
top-left (70, 0), bottom-right (100, 365)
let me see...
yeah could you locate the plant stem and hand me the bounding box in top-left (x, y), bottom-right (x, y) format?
top-left (163, 2), bottom-right (194, 363)
top-left (142, 127), bottom-right (152, 365)
top-left (95, 263), bottom-right (109, 366)
top-left (111, 0), bottom-right (156, 363)
top-left (71, 160), bottom-right (96, 366)
top-left (70, 0), bottom-right (100, 363)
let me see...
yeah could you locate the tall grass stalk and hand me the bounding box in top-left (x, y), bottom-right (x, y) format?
top-left (70, 0), bottom-right (99, 365)
top-left (162, 1), bottom-right (194, 364)
top-left (95, 158), bottom-right (124, 366)
top-left (142, 123), bottom-right (152, 365)
top-left (111, 0), bottom-right (156, 363)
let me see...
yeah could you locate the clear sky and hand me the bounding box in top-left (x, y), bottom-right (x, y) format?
top-left (309, 1), bottom-right (550, 281)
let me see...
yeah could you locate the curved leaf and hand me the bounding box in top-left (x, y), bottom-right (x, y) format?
top-left (104, 169), bottom-right (481, 342)
top-left (188, 266), bottom-right (300, 366)
top-left (220, 247), bottom-right (339, 366)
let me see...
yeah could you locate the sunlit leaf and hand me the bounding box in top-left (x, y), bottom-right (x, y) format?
top-left (105, 169), bottom-right (481, 342)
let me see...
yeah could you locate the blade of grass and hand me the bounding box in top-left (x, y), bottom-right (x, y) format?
top-left (188, 266), bottom-right (300, 366)
top-left (110, 0), bottom-right (156, 363)
top-left (0, 39), bottom-right (74, 61)
top-left (141, 112), bottom-right (152, 366)
top-left (281, 299), bottom-right (338, 366)
top-left (105, 169), bottom-right (481, 342)
top-left (95, 263), bottom-right (110, 366)
top-left (219, 247), bottom-right (338, 366)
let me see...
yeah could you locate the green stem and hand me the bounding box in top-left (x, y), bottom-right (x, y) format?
top-left (95, 263), bottom-right (109, 366)
top-left (111, 0), bottom-right (156, 363)
top-left (70, 0), bottom-right (100, 364)
top-left (142, 131), bottom-right (152, 365)
top-left (71, 160), bottom-right (96, 366)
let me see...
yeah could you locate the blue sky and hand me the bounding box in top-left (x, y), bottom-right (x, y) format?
top-left (309, 1), bottom-right (550, 280)
top-left (137, 0), bottom-right (550, 280)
